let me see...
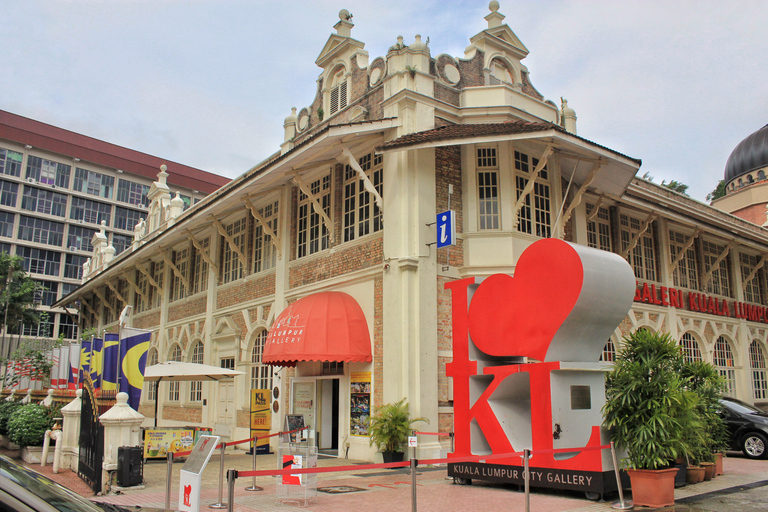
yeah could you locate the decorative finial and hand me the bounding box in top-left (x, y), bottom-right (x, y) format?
top-left (339, 9), bottom-right (352, 21)
top-left (489, 1), bottom-right (500, 12)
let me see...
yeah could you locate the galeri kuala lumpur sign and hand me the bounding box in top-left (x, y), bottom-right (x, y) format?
top-left (446, 239), bottom-right (635, 493)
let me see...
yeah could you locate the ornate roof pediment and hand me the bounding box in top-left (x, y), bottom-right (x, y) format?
top-left (315, 34), bottom-right (365, 69)
top-left (470, 26), bottom-right (529, 61)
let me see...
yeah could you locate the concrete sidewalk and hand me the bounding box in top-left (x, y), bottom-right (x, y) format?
top-left (9, 446), bottom-right (768, 512)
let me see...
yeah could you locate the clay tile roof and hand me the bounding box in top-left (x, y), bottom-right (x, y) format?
top-left (377, 120), bottom-right (564, 151)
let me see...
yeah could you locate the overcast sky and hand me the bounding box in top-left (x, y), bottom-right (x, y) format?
top-left (4, 1), bottom-right (767, 202)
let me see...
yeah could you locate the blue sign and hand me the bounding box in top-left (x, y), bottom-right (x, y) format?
top-left (436, 210), bottom-right (456, 248)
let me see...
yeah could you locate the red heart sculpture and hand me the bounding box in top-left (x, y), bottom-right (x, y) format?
top-left (467, 239), bottom-right (583, 361)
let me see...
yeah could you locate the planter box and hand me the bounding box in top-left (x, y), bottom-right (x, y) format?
top-left (686, 466), bottom-right (704, 484)
top-left (714, 452), bottom-right (724, 476)
top-left (700, 461), bottom-right (715, 481)
top-left (20, 446), bottom-right (54, 465)
top-left (627, 467), bottom-right (678, 508)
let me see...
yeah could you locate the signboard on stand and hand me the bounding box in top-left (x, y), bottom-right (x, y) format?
top-left (250, 389), bottom-right (272, 454)
top-left (143, 428), bottom-right (194, 459)
top-left (178, 435), bottom-right (220, 512)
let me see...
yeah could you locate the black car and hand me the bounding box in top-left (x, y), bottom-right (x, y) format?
top-left (0, 454), bottom-right (170, 512)
top-left (720, 396), bottom-right (768, 459)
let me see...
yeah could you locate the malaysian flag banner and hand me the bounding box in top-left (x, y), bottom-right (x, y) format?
top-left (101, 333), bottom-right (120, 391)
top-left (119, 328), bottom-right (151, 410)
top-left (68, 343), bottom-right (81, 390)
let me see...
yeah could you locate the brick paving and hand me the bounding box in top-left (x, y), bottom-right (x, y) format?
top-left (6, 446), bottom-right (768, 512)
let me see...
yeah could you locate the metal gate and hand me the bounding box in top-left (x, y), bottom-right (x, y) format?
top-left (78, 374), bottom-right (116, 493)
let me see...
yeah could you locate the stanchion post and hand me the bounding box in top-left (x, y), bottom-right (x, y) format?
top-left (226, 469), bottom-right (237, 512)
top-left (610, 441), bottom-right (633, 510)
top-left (411, 458), bottom-right (418, 512)
top-left (523, 449), bottom-right (530, 512)
top-left (209, 442), bottom-right (227, 509)
top-left (245, 435), bottom-right (263, 491)
top-left (165, 452), bottom-right (173, 511)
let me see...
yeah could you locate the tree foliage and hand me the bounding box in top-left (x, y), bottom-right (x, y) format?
top-left (707, 180), bottom-right (727, 202)
top-left (0, 253), bottom-right (41, 336)
top-left (661, 179), bottom-right (689, 195)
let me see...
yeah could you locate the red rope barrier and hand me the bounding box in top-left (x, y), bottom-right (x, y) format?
top-left (234, 443), bottom-right (614, 479)
top-left (171, 426), bottom-right (310, 457)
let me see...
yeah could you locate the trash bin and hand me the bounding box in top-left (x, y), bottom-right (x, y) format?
top-left (117, 446), bottom-right (143, 487)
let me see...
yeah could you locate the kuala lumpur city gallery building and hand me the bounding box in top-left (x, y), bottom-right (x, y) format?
top-left (59, 4), bottom-right (768, 460)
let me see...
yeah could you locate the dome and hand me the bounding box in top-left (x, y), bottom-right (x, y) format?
top-left (724, 124), bottom-right (768, 184)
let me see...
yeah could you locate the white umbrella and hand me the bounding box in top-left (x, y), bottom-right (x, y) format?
top-left (144, 362), bottom-right (244, 426)
top-left (145, 361), bottom-right (244, 381)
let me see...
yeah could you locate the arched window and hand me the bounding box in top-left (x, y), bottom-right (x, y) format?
top-left (600, 338), bottom-right (616, 362)
top-left (680, 332), bottom-right (703, 363)
top-left (750, 340), bottom-right (767, 401)
top-left (189, 341), bottom-right (204, 402)
top-left (146, 348), bottom-right (158, 401)
top-left (168, 344), bottom-right (182, 401)
top-left (747, 174), bottom-right (755, 184)
top-left (251, 330), bottom-right (273, 391)
top-left (329, 67), bottom-right (348, 116)
top-left (713, 336), bottom-right (736, 396)
top-left (758, 170), bottom-right (766, 181)
top-left (489, 58), bottom-right (514, 85)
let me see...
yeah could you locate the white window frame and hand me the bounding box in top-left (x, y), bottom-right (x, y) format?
top-left (297, 173), bottom-right (332, 258)
top-left (669, 230), bottom-right (699, 289)
top-left (343, 152), bottom-right (383, 242)
top-left (476, 146), bottom-right (500, 231)
top-left (514, 149), bottom-right (551, 238)
top-left (619, 211), bottom-right (657, 281)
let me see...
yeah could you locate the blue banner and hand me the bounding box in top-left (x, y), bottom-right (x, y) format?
top-left (90, 337), bottom-right (103, 391)
top-left (102, 333), bottom-right (120, 391)
top-left (119, 328), bottom-right (151, 410)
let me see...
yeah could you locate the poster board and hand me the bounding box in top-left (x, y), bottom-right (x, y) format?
top-left (143, 428), bottom-right (194, 458)
top-left (250, 389), bottom-right (272, 454)
top-left (350, 372), bottom-right (371, 436)
top-left (284, 414), bottom-right (305, 442)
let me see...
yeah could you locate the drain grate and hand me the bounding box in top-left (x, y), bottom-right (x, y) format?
top-left (317, 485), bottom-right (368, 494)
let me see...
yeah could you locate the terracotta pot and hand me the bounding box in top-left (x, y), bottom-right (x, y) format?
top-left (627, 467), bottom-right (679, 508)
top-left (686, 466), bottom-right (704, 484)
top-left (701, 462), bottom-right (715, 481)
top-left (714, 452), bottom-right (724, 476)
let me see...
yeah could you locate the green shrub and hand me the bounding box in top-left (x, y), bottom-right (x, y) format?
top-left (7, 404), bottom-right (53, 447)
top-left (0, 401), bottom-right (22, 436)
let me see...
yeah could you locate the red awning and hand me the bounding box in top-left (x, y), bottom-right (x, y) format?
top-left (263, 291), bottom-right (372, 367)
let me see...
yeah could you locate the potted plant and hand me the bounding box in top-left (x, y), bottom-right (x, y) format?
top-left (368, 398), bottom-right (428, 462)
top-left (0, 400), bottom-right (22, 452)
top-left (680, 360), bottom-right (728, 479)
top-left (7, 403), bottom-right (56, 463)
top-left (603, 330), bottom-right (693, 508)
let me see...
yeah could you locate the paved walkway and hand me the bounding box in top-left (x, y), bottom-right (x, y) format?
top-left (7, 446), bottom-right (768, 512)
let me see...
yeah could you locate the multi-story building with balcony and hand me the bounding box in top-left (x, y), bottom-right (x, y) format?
top-left (0, 109), bottom-right (230, 345)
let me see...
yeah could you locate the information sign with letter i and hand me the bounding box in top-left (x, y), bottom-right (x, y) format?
top-left (436, 210), bottom-right (456, 248)
top-left (178, 435), bottom-right (220, 512)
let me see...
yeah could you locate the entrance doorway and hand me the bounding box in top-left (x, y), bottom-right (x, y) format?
top-left (291, 377), bottom-right (340, 456)
top-left (317, 378), bottom-right (339, 456)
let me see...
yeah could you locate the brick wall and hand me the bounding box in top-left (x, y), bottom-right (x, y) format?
top-left (216, 273), bottom-right (276, 309)
top-left (162, 405), bottom-right (202, 423)
top-left (169, 295), bottom-right (207, 322)
top-left (732, 203), bottom-right (768, 225)
top-left (289, 238), bottom-right (383, 288)
top-left (435, 146), bottom-right (464, 267)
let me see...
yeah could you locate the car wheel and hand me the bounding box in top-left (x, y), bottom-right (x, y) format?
top-left (742, 432), bottom-right (768, 459)
top-left (454, 477), bottom-right (472, 485)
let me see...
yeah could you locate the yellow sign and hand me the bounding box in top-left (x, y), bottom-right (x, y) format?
top-left (250, 389), bottom-right (272, 453)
